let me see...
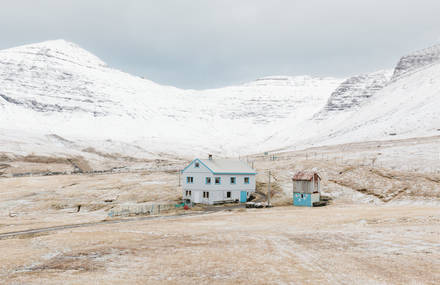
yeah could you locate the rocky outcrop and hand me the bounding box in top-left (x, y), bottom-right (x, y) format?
top-left (391, 44), bottom-right (440, 81)
top-left (314, 70), bottom-right (391, 119)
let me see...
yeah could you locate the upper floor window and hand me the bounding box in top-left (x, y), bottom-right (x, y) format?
top-left (195, 162), bottom-right (200, 168)
top-left (215, 177), bottom-right (221, 184)
top-left (186, 176), bottom-right (194, 184)
top-left (205, 177), bottom-right (211, 184)
top-left (244, 177), bottom-right (250, 184)
top-left (230, 177), bottom-right (236, 184)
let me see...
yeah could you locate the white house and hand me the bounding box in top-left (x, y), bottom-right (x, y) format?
top-left (181, 156), bottom-right (256, 204)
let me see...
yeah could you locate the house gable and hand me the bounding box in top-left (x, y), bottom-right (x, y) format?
top-left (183, 158), bottom-right (257, 175)
top-left (182, 159), bottom-right (214, 174)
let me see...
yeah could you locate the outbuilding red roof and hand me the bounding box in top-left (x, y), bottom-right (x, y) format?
top-left (292, 171), bottom-right (321, 181)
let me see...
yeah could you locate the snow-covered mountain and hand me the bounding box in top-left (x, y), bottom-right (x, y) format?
top-left (0, 39), bottom-right (439, 158)
top-left (271, 45), bottom-right (440, 151)
top-left (391, 44), bottom-right (440, 81)
top-left (314, 70), bottom-right (392, 120)
top-left (0, 40), bottom-right (342, 157)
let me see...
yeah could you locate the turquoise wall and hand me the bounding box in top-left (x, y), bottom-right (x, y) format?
top-left (293, 192), bottom-right (312, 207)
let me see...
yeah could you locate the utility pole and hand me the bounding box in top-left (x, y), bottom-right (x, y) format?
top-left (178, 170), bottom-right (181, 186)
top-left (267, 170), bottom-right (271, 207)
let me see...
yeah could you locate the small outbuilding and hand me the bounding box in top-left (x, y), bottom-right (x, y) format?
top-left (292, 171), bottom-right (321, 207)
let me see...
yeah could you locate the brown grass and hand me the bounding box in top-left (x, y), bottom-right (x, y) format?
top-left (22, 154), bottom-right (69, 164)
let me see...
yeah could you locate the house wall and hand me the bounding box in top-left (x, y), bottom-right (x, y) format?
top-left (293, 181), bottom-right (313, 194)
top-left (185, 190), bottom-right (243, 204)
top-left (181, 159), bottom-right (256, 204)
top-left (293, 179), bottom-right (321, 193)
top-left (293, 192), bottom-right (312, 207)
top-left (293, 192), bottom-right (321, 206)
top-left (311, 193), bottom-right (320, 203)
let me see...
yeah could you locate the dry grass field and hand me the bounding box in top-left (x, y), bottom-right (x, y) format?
top-left (0, 136), bottom-right (439, 284)
top-left (1, 205), bottom-right (439, 284)
top-left (0, 171), bottom-right (181, 234)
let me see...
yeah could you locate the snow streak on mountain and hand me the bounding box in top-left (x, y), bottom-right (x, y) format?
top-left (0, 40), bottom-right (439, 157)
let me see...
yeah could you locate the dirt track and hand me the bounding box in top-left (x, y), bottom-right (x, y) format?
top-left (0, 205), bottom-right (245, 240)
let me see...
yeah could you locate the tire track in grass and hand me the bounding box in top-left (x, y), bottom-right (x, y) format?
top-left (0, 209), bottom-right (231, 240)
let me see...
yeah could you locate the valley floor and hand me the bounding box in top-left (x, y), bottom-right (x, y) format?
top-left (0, 136), bottom-right (439, 284)
top-left (1, 204), bottom-right (439, 284)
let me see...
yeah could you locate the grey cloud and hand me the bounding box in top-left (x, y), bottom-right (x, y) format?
top-left (1, 0), bottom-right (440, 89)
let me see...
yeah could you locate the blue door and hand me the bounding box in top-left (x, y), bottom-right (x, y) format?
top-left (240, 191), bottom-right (247, 203)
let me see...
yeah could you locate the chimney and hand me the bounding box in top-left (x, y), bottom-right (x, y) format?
top-left (208, 154), bottom-right (213, 160)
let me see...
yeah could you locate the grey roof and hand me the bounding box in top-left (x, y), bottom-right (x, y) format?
top-left (199, 159), bottom-right (256, 174)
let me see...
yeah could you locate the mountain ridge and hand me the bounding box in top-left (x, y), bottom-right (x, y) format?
top-left (0, 39), bottom-right (439, 157)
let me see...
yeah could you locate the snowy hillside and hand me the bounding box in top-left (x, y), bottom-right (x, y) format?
top-left (391, 44), bottom-right (440, 81)
top-left (313, 70), bottom-right (392, 120)
top-left (325, 61), bottom-right (440, 143)
top-left (272, 46), bottom-right (440, 152)
top-left (0, 40), bottom-right (342, 157)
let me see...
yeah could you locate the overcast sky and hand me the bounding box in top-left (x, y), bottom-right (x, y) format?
top-left (1, 0), bottom-right (440, 89)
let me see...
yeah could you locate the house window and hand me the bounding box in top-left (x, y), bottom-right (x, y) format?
top-left (195, 162), bottom-right (200, 168)
top-left (203, 191), bottom-right (210, 198)
top-left (301, 194), bottom-right (304, 199)
top-left (205, 177), bottom-right (211, 184)
top-left (185, 190), bottom-right (192, 196)
top-left (215, 177), bottom-right (221, 184)
top-left (186, 176), bottom-right (194, 184)
top-left (227, 191), bottom-right (231, 198)
top-left (244, 177), bottom-right (250, 184)
top-left (230, 177), bottom-right (236, 184)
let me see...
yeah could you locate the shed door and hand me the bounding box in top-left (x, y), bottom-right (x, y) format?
top-left (240, 191), bottom-right (247, 203)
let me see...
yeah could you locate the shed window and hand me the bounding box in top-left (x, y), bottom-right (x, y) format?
top-left (244, 177), bottom-right (250, 184)
top-left (195, 162), bottom-right (200, 168)
top-left (203, 191), bottom-right (210, 198)
top-left (186, 176), bottom-right (194, 184)
top-left (215, 177), bottom-right (221, 184)
top-left (230, 177), bottom-right (236, 184)
top-left (205, 177), bottom-right (211, 184)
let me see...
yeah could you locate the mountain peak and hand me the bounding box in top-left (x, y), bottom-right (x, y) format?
top-left (1, 39), bottom-right (107, 68)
